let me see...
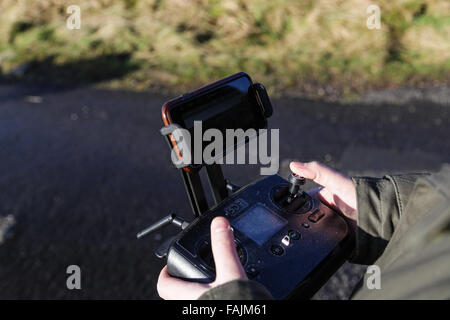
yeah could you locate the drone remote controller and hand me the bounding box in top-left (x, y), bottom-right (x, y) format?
top-left (138, 73), bottom-right (354, 299)
top-left (164, 174), bottom-right (352, 299)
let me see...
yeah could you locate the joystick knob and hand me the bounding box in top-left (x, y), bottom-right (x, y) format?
top-left (288, 173), bottom-right (305, 196)
top-left (286, 173), bottom-right (305, 204)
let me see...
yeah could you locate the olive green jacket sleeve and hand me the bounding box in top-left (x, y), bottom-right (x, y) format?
top-left (349, 173), bottom-right (428, 265)
top-left (351, 166), bottom-right (450, 299)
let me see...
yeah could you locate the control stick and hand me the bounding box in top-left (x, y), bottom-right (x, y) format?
top-left (286, 173), bottom-right (306, 204)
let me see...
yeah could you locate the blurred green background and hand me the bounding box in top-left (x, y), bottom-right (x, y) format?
top-left (0, 0), bottom-right (449, 100)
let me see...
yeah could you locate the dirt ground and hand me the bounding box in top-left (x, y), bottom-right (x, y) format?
top-left (0, 84), bottom-right (448, 299)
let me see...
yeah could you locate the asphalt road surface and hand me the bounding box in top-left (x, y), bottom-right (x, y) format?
top-left (0, 84), bottom-right (449, 299)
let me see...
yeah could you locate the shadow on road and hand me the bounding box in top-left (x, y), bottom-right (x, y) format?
top-left (1, 53), bottom-right (140, 99)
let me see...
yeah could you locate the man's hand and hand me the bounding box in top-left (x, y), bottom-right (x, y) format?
top-left (290, 161), bottom-right (357, 223)
top-left (157, 216), bottom-right (247, 300)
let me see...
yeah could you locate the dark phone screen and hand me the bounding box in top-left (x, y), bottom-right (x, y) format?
top-left (169, 75), bottom-right (267, 136)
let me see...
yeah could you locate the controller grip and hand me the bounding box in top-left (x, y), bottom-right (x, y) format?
top-left (166, 247), bottom-right (214, 283)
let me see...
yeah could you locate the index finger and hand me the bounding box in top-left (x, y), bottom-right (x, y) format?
top-left (290, 161), bottom-right (350, 189)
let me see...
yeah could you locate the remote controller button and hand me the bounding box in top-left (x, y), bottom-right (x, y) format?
top-left (270, 244), bottom-right (284, 256)
top-left (281, 235), bottom-right (291, 246)
top-left (308, 209), bottom-right (325, 223)
top-left (302, 222), bottom-right (310, 228)
top-left (246, 265), bottom-right (259, 277)
top-left (288, 230), bottom-right (301, 240)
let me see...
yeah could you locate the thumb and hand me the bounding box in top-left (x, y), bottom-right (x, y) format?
top-left (210, 217), bottom-right (247, 284)
top-left (289, 161), bottom-right (349, 189)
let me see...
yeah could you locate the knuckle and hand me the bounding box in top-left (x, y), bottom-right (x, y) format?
top-left (215, 233), bottom-right (233, 249)
top-left (309, 161), bottom-right (320, 169)
top-left (308, 161), bottom-right (321, 180)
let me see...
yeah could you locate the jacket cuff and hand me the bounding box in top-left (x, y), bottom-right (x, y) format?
top-left (198, 279), bottom-right (273, 300)
top-left (349, 174), bottom-right (426, 265)
top-left (349, 177), bottom-right (391, 265)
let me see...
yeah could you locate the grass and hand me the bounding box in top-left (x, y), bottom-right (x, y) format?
top-left (0, 0), bottom-right (449, 100)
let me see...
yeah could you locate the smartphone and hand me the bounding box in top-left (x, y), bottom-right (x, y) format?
top-left (161, 72), bottom-right (270, 170)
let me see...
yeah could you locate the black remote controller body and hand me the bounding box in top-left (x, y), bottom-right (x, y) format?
top-left (166, 174), bottom-right (353, 299)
